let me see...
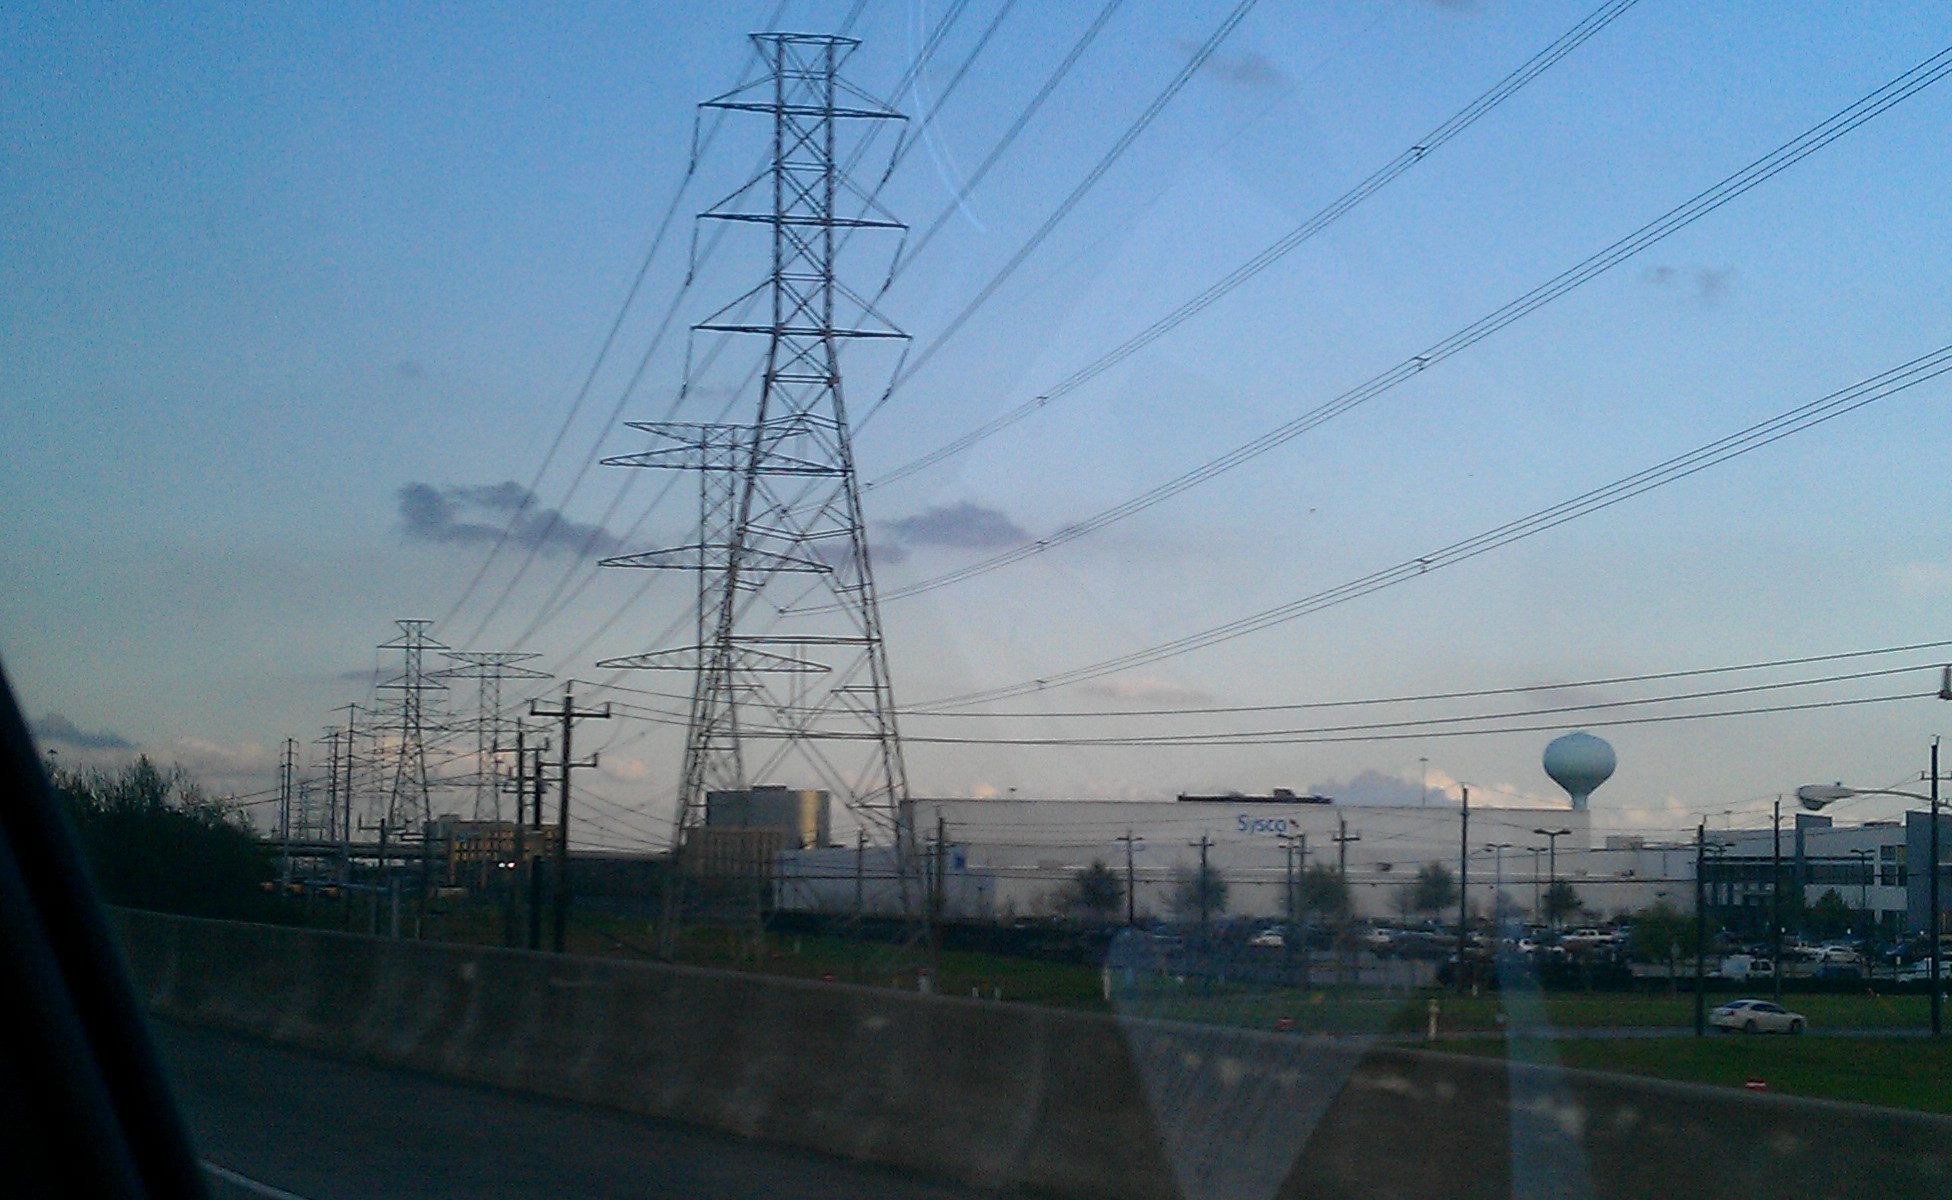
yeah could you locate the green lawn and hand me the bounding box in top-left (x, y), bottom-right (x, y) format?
top-left (1439, 1035), bottom-right (1952, 1114)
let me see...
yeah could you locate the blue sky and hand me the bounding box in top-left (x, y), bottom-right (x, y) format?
top-left (6, 1), bottom-right (1952, 846)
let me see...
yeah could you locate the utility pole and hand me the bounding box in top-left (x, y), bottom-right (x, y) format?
top-left (1456, 786), bottom-right (1470, 993)
top-left (854, 829), bottom-right (867, 920)
top-left (1694, 822), bottom-right (1708, 1037)
top-left (1533, 826), bottom-right (1571, 930)
top-left (1772, 797), bottom-right (1783, 1003)
top-left (1278, 831), bottom-right (1304, 980)
top-left (1117, 830), bottom-right (1143, 926)
top-left (528, 742), bottom-right (546, 952)
top-left (531, 684), bottom-right (609, 954)
top-left (1529, 846), bottom-right (1543, 922)
top-left (1189, 834), bottom-right (1215, 934)
top-left (1334, 820), bottom-right (1361, 983)
top-left (502, 725), bottom-right (527, 948)
top-left (278, 738), bottom-right (296, 886)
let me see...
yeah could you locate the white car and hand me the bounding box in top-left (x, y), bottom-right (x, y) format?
top-left (1709, 998), bottom-right (1806, 1035)
top-left (1895, 959), bottom-right (1942, 984)
top-left (1248, 928), bottom-right (1285, 949)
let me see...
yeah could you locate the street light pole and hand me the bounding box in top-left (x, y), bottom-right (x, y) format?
top-left (1932, 738), bottom-right (1941, 1037)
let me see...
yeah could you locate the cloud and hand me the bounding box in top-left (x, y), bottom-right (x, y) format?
top-left (882, 501), bottom-right (1029, 552)
top-left (397, 481), bottom-right (624, 557)
top-left (1641, 263), bottom-right (1735, 304)
top-left (1309, 768), bottom-right (1438, 807)
top-left (33, 713), bottom-right (135, 750)
top-left (1077, 676), bottom-right (1215, 706)
top-left (1182, 42), bottom-right (1289, 91)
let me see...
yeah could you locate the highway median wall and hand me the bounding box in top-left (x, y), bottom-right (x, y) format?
top-left (112, 909), bottom-right (1952, 1200)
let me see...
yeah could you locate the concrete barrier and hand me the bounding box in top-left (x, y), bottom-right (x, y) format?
top-left (113, 910), bottom-right (1952, 1199)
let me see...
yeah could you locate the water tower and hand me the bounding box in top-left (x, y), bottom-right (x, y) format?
top-left (1543, 732), bottom-right (1615, 811)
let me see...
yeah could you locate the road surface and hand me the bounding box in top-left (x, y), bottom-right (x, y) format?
top-left (153, 1022), bottom-right (989, 1200)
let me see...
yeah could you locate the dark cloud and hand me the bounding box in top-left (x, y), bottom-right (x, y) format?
top-left (882, 501), bottom-right (1029, 552)
top-left (1641, 263), bottom-right (1736, 304)
top-left (1181, 41), bottom-right (1289, 91)
top-left (34, 713), bottom-right (135, 751)
top-left (397, 481), bottom-right (624, 557)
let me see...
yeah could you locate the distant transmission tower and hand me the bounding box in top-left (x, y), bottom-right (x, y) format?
top-left (600, 34), bottom-right (912, 870)
top-left (438, 651), bottom-right (548, 821)
top-left (375, 619), bottom-right (449, 838)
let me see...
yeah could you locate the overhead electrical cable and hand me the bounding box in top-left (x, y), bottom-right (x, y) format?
top-left (842, 44), bottom-right (1952, 611)
top-left (577, 636), bottom-right (1952, 718)
top-left (866, 0), bottom-right (1643, 489)
top-left (909, 340), bottom-right (1952, 708)
top-left (473, 0), bottom-right (983, 651)
top-left (853, 0), bottom-right (1266, 431)
top-left (436, 4), bottom-right (788, 631)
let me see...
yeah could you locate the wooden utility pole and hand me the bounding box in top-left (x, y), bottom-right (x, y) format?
top-left (1117, 830), bottom-right (1143, 926)
top-left (530, 685), bottom-right (609, 954)
top-left (528, 743), bottom-right (546, 951)
top-left (502, 726), bottom-right (526, 948)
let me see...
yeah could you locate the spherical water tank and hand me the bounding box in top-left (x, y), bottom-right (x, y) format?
top-left (1543, 732), bottom-right (1615, 811)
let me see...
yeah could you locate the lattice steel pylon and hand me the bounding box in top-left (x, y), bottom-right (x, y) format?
top-left (375, 619), bottom-right (449, 837)
top-left (437, 651), bottom-right (549, 821)
top-left (598, 33), bottom-right (913, 882)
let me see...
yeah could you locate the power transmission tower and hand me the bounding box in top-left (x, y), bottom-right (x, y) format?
top-left (438, 651), bottom-right (548, 821)
top-left (375, 620), bottom-right (449, 837)
top-left (598, 35), bottom-right (914, 916)
top-left (374, 619), bottom-right (449, 929)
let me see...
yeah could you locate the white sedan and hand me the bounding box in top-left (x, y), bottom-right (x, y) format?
top-left (1709, 998), bottom-right (1806, 1035)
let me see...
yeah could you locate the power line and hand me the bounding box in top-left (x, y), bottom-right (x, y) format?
top-left (437, 9), bottom-right (787, 630)
top-left (868, 0), bottom-right (1643, 490)
top-left (911, 340), bottom-right (1952, 708)
top-left (851, 44), bottom-right (1952, 610)
top-left (601, 662), bottom-right (1940, 745)
top-left (891, 690), bottom-right (1939, 747)
top-left (879, 0), bottom-right (1127, 283)
top-left (853, 0), bottom-right (1266, 431)
top-left (464, 2), bottom-right (984, 652)
top-left (583, 638), bottom-right (1952, 719)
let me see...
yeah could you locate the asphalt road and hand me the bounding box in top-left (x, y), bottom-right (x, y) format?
top-left (152, 1022), bottom-right (993, 1200)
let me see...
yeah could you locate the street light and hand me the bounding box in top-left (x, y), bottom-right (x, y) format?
top-left (1484, 842), bottom-right (1513, 932)
top-left (1795, 739), bottom-right (1944, 1036)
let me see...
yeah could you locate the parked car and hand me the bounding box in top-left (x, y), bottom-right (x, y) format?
top-left (1895, 959), bottom-right (1943, 984)
top-left (1709, 998), bottom-right (1806, 1035)
top-left (1248, 928), bottom-right (1285, 949)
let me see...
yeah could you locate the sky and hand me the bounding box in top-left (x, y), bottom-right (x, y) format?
top-left (5, 1), bottom-right (1952, 850)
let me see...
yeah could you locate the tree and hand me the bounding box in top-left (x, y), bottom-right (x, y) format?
top-left (1807, 888), bottom-right (1853, 940)
top-left (1411, 862), bottom-right (1457, 917)
top-left (1391, 882), bottom-right (1419, 921)
top-left (1299, 862), bottom-right (1349, 920)
top-left (1065, 860), bottom-right (1123, 924)
top-left (1171, 863), bottom-right (1228, 925)
top-left (1626, 900), bottom-right (1698, 962)
top-left (1542, 880), bottom-right (1582, 926)
top-left (52, 758), bottom-right (284, 921)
